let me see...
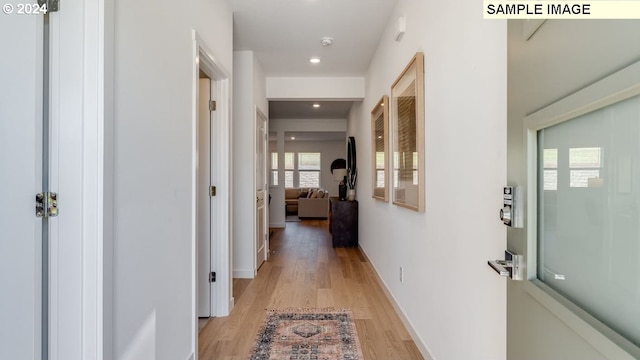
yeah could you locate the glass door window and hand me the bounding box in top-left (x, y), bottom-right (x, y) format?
top-left (537, 94), bottom-right (640, 347)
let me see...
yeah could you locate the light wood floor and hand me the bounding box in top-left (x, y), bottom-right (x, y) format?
top-left (198, 219), bottom-right (423, 360)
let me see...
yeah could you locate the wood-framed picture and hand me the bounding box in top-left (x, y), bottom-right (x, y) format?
top-left (390, 52), bottom-right (424, 212)
top-left (371, 95), bottom-right (389, 201)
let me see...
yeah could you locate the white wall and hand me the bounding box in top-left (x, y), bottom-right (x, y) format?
top-left (232, 51), bottom-right (268, 279)
top-left (111, 1), bottom-right (232, 359)
top-left (507, 20), bottom-right (640, 360)
top-left (349, 1), bottom-right (507, 359)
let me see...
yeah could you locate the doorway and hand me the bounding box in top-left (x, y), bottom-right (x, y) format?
top-left (255, 108), bottom-right (269, 270)
top-left (192, 32), bottom-right (233, 356)
top-left (197, 72), bottom-right (215, 322)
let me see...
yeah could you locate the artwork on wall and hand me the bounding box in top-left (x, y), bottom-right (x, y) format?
top-left (390, 52), bottom-right (424, 212)
top-left (371, 96), bottom-right (389, 201)
top-left (346, 136), bottom-right (357, 201)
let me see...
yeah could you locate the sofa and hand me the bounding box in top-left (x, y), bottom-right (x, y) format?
top-left (285, 188), bottom-right (303, 214)
top-left (298, 196), bottom-right (329, 218)
top-left (284, 188), bottom-right (330, 218)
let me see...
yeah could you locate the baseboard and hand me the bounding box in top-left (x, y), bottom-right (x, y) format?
top-left (358, 245), bottom-right (436, 360)
top-left (270, 222), bottom-right (285, 228)
top-left (233, 269), bottom-right (256, 279)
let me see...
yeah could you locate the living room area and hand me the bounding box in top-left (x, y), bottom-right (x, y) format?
top-left (269, 111), bottom-right (349, 226)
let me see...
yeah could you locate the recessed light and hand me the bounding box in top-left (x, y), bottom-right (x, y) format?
top-left (313, 104), bottom-right (320, 108)
top-left (291, 136), bottom-right (296, 140)
top-left (377, 135), bottom-right (383, 139)
top-left (309, 57), bottom-right (321, 64)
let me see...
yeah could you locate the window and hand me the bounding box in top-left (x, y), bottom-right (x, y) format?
top-left (536, 94), bottom-right (640, 347)
top-left (284, 152), bottom-right (294, 188)
top-left (271, 151), bottom-right (321, 188)
top-left (270, 152), bottom-right (278, 186)
top-left (297, 152), bottom-right (320, 188)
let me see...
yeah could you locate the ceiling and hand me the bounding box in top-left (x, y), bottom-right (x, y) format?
top-left (269, 131), bottom-right (346, 142)
top-left (269, 101), bottom-right (352, 119)
top-left (229, 0), bottom-right (397, 135)
top-left (229, 0), bottom-right (398, 77)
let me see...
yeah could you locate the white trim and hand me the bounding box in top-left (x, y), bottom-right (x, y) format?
top-left (358, 246), bottom-right (435, 360)
top-left (270, 223), bottom-right (286, 229)
top-left (522, 59), bottom-right (640, 360)
top-left (192, 30), bottom-right (233, 360)
top-left (81, 0), bottom-right (105, 357)
top-left (48, 0), bottom-right (105, 357)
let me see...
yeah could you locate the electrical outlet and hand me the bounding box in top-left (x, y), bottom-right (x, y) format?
top-left (400, 266), bottom-right (404, 284)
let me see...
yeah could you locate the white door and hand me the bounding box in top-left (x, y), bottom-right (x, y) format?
top-left (507, 20), bottom-right (640, 359)
top-left (0, 13), bottom-right (44, 359)
top-left (197, 77), bottom-right (214, 317)
top-left (255, 110), bottom-right (268, 270)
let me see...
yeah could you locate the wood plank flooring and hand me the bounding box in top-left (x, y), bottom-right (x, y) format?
top-left (198, 219), bottom-right (423, 360)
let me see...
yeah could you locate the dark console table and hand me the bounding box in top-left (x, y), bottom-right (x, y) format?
top-left (329, 197), bottom-right (358, 247)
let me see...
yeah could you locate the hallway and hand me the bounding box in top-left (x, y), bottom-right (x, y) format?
top-left (198, 220), bottom-right (424, 359)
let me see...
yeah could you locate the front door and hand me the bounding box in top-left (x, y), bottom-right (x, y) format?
top-left (507, 20), bottom-right (640, 359)
top-left (0, 12), bottom-right (45, 359)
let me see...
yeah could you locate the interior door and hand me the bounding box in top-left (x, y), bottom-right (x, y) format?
top-left (255, 110), bottom-right (268, 270)
top-left (197, 77), bottom-right (213, 317)
top-left (507, 20), bottom-right (640, 360)
top-left (0, 12), bottom-right (44, 359)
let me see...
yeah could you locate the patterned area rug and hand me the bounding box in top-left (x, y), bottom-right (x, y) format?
top-left (248, 308), bottom-right (364, 360)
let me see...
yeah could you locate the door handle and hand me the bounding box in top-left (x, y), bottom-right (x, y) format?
top-left (488, 260), bottom-right (511, 277)
top-left (488, 250), bottom-right (523, 280)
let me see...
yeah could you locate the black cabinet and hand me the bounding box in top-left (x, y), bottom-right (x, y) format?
top-left (329, 197), bottom-right (358, 247)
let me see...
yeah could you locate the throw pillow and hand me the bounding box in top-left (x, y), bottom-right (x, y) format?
top-left (317, 189), bottom-right (325, 198)
top-left (310, 190), bottom-right (318, 198)
top-left (299, 191), bottom-right (309, 198)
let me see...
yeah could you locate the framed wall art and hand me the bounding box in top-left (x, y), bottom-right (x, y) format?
top-left (371, 95), bottom-right (389, 201)
top-left (391, 52), bottom-right (424, 212)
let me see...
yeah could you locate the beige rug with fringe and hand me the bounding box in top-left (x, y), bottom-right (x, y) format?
top-left (247, 308), bottom-right (364, 360)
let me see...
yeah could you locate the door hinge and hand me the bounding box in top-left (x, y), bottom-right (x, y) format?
top-left (37, 0), bottom-right (59, 12)
top-left (209, 186), bottom-right (217, 197)
top-left (209, 100), bottom-right (216, 111)
top-left (36, 192), bottom-right (58, 218)
top-left (209, 272), bottom-right (216, 283)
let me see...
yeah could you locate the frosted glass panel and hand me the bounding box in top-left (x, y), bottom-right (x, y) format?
top-left (537, 95), bottom-right (640, 347)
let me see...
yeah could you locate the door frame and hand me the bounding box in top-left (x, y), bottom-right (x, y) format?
top-left (191, 29), bottom-right (232, 353)
top-left (47, 0), bottom-right (109, 358)
top-left (519, 60), bottom-right (640, 360)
